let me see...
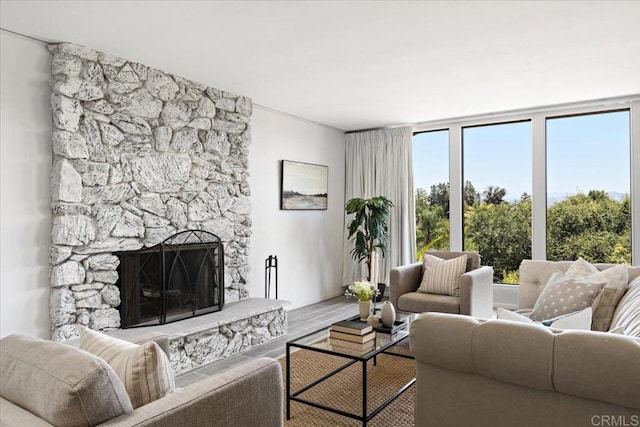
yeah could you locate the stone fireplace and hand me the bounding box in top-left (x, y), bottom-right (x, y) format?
top-left (47, 43), bottom-right (253, 341)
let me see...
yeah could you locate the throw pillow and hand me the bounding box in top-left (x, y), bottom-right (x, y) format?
top-left (80, 327), bottom-right (175, 409)
top-left (497, 307), bottom-right (592, 330)
top-left (608, 326), bottom-right (625, 335)
top-left (609, 276), bottom-right (640, 337)
top-left (578, 265), bottom-right (629, 331)
top-left (0, 334), bottom-right (132, 426)
top-left (530, 272), bottom-right (605, 321)
top-left (418, 254), bottom-right (467, 296)
top-left (566, 257), bottom-right (599, 277)
top-left (542, 307), bottom-right (592, 330)
top-left (496, 307), bottom-right (535, 324)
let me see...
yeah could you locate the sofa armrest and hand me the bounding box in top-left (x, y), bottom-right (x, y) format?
top-left (127, 332), bottom-right (170, 358)
top-left (459, 266), bottom-right (494, 319)
top-left (390, 263), bottom-right (423, 307)
top-left (100, 357), bottom-right (283, 427)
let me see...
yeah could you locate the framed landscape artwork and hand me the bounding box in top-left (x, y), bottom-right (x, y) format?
top-left (281, 160), bottom-right (328, 210)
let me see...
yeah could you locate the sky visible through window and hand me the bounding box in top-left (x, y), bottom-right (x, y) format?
top-left (547, 111), bottom-right (630, 201)
top-left (413, 111), bottom-right (630, 202)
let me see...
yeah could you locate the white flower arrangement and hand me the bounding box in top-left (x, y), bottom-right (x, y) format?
top-left (345, 281), bottom-right (379, 302)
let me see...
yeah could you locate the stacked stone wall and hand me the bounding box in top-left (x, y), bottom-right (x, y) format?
top-left (48, 43), bottom-right (252, 341)
top-left (170, 307), bottom-right (287, 374)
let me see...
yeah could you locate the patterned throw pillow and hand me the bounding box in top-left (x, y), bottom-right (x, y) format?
top-left (418, 254), bottom-right (467, 296)
top-left (530, 272), bottom-right (606, 321)
top-left (80, 327), bottom-right (175, 409)
top-left (566, 264), bottom-right (629, 331)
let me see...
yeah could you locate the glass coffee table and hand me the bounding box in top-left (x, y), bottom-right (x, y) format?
top-left (286, 314), bottom-right (415, 426)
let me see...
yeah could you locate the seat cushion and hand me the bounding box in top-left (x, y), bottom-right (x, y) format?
top-left (80, 327), bottom-right (175, 409)
top-left (397, 292), bottom-right (460, 314)
top-left (0, 334), bottom-right (132, 426)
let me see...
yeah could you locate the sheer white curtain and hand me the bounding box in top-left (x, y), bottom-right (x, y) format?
top-left (342, 127), bottom-right (416, 286)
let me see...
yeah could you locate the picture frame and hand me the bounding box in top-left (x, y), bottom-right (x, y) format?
top-left (281, 160), bottom-right (328, 210)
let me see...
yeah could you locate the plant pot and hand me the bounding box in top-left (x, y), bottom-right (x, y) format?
top-left (359, 300), bottom-right (373, 321)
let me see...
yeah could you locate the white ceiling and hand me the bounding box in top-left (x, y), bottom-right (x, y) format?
top-left (2, 1), bottom-right (639, 131)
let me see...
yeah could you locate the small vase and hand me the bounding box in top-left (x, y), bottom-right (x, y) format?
top-left (359, 300), bottom-right (373, 321)
top-left (381, 301), bottom-right (396, 328)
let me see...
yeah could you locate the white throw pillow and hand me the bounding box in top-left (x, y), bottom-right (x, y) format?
top-left (496, 307), bottom-right (535, 324)
top-left (418, 254), bottom-right (467, 296)
top-left (566, 257), bottom-right (599, 277)
top-left (497, 307), bottom-right (592, 330)
top-left (80, 327), bottom-right (175, 409)
top-left (544, 307), bottom-right (592, 330)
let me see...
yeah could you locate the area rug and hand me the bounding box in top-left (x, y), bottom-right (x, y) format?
top-left (279, 349), bottom-right (415, 426)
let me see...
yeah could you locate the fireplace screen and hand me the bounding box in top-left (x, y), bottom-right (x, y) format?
top-left (116, 230), bottom-right (224, 328)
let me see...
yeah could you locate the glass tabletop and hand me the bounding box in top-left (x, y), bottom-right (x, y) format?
top-left (287, 315), bottom-right (415, 360)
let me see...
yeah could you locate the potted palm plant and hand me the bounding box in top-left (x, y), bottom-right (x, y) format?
top-left (345, 196), bottom-right (393, 298)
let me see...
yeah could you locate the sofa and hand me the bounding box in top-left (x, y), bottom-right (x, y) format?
top-left (0, 331), bottom-right (283, 427)
top-left (410, 312), bottom-right (640, 427)
top-left (410, 258), bottom-right (640, 426)
top-left (390, 251), bottom-right (494, 319)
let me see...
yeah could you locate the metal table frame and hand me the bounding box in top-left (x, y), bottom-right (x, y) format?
top-left (286, 325), bottom-right (415, 426)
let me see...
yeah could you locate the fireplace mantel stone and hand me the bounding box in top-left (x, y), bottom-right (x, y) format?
top-left (47, 42), bottom-right (253, 341)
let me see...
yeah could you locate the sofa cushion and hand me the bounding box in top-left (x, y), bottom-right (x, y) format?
top-left (80, 327), bottom-right (175, 409)
top-left (610, 276), bottom-right (640, 337)
top-left (418, 254), bottom-right (467, 296)
top-left (0, 334), bottom-right (133, 426)
top-left (0, 398), bottom-right (55, 426)
top-left (472, 320), bottom-right (556, 391)
top-left (554, 330), bottom-right (640, 410)
top-left (410, 313), bottom-right (479, 373)
top-left (530, 272), bottom-right (605, 321)
top-left (397, 292), bottom-right (459, 314)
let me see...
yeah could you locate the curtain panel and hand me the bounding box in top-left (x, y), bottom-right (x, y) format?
top-left (342, 127), bottom-right (416, 286)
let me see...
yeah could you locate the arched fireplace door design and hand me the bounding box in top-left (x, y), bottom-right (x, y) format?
top-left (116, 230), bottom-right (225, 328)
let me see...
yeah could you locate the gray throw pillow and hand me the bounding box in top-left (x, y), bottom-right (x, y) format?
top-left (0, 334), bottom-right (133, 426)
top-left (530, 272), bottom-right (606, 321)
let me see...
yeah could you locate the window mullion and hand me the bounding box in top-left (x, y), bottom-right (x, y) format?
top-left (449, 124), bottom-right (463, 251)
top-left (531, 113), bottom-right (547, 260)
top-left (631, 100), bottom-right (640, 265)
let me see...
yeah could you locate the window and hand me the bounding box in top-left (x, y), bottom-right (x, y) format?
top-left (546, 111), bottom-right (631, 264)
top-left (412, 97), bottom-right (638, 283)
top-left (462, 121), bottom-right (532, 283)
top-left (413, 130), bottom-right (450, 257)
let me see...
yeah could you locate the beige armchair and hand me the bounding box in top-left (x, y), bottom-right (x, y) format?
top-left (390, 251), bottom-right (494, 319)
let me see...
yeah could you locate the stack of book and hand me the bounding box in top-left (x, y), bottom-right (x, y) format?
top-left (328, 320), bottom-right (376, 352)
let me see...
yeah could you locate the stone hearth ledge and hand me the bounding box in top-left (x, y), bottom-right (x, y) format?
top-left (69, 298), bottom-right (290, 374)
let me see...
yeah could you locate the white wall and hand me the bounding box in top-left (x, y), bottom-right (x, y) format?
top-left (0, 31), bottom-right (52, 339)
top-left (248, 108), bottom-right (346, 309)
